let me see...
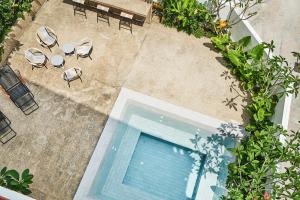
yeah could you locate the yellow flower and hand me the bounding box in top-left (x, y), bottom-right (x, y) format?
top-left (217, 19), bottom-right (228, 29)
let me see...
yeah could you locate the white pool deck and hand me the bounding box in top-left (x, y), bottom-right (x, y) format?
top-left (74, 88), bottom-right (240, 200)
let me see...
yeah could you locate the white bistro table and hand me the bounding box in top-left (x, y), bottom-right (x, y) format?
top-left (51, 55), bottom-right (64, 67)
top-left (63, 43), bottom-right (75, 55)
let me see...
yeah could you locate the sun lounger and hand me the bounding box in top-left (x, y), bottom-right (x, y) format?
top-left (0, 110), bottom-right (16, 144)
top-left (0, 65), bottom-right (39, 115)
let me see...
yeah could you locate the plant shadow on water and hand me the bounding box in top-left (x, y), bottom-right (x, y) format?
top-left (189, 122), bottom-right (245, 199)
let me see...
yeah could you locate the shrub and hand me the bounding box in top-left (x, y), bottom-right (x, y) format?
top-left (161, 0), bottom-right (214, 37)
top-left (0, 167), bottom-right (34, 195)
top-left (212, 34), bottom-right (300, 200)
top-left (0, 0), bottom-right (32, 62)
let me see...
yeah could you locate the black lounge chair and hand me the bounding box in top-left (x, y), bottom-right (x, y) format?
top-left (0, 110), bottom-right (16, 144)
top-left (0, 65), bottom-right (39, 115)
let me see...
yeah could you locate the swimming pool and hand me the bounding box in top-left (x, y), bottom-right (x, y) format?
top-left (74, 88), bottom-right (239, 200)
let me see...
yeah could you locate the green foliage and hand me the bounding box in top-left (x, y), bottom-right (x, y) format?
top-left (236, 36), bottom-right (251, 50)
top-left (226, 126), bottom-right (300, 200)
top-left (161, 0), bottom-right (263, 36)
top-left (161, 0), bottom-right (214, 37)
top-left (227, 125), bottom-right (285, 200)
top-left (0, 0), bottom-right (32, 61)
top-left (273, 130), bottom-right (300, 199)
top-left (250, 95), bottom-right (274, 122)
top-left (211, 34), bottom-right (231, 51)
top-left (193, 27), bottom-right (205, 38)
top-left (212, 34), bottom-right (300, 199)
top-left (0, 167), bottom-right (33, 195)
top-left (212, 35), bottom-right (300, 97)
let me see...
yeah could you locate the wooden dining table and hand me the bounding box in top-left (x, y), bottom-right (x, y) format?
top-left (93, 0), bottom-right (152, 23)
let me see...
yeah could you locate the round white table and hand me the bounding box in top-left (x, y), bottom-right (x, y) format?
top-left (63, 43), bottom-right (75, 55)
top-left (51, 55), bottom-right (64, 67)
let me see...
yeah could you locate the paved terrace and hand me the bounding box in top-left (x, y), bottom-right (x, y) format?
top-left (0, 0), bottom-right (245, 199)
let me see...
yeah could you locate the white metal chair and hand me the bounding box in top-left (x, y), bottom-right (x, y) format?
top-left (24, 48), bottom-right (48, 69)
top-left (75, 38), bottom-right (93, 59)
top-left (36, 26), bottom-right (59, 51)
top-left (63, 67), bottom-right (82, 87)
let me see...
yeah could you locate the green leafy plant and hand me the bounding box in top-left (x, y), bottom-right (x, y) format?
top-left (0, 0), bottom-right (32, 62)
top-left (226, 126), bottom-right (300, 200)
top-left (273, 130), bottom-right (300, 199)
top-left (193, 27), bottom-right (205, 38)
top-left (246, 94), bottom-right (276, 131)
top-left (211, 34), bottom-right (231, 51)
top-left (211, 35), bottom-right (300, 200)
top-left (161, 0), bottom-right (214, 37)
top-left (212, 36), bottom-right (300, 97)
top-left (226, 125), bottom-right (286, 200)
top-left (161, 0), bottom-right (263, 35)
top-left (0, 0), bottom-right (32, 41)
top-left (0, 167), bottom-right (33, 195)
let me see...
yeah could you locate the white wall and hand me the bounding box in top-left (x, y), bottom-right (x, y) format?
top-left (272, 94), bottom-right (292, 130)
top-left (229, 10), bottom-right (263, 49)
top-left (0, 186), bottom-right (36, 200)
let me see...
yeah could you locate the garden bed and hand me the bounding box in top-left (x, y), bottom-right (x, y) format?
top-left (0, 0), bottom-right (47, 66)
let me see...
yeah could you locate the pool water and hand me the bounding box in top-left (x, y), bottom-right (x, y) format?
top-left (88, 104), bottom-right (232, 200)
top-left (123, 133), bottom-right (205, 200)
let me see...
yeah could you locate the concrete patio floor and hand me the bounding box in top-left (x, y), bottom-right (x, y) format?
top-left (0, 0), bottom-right (245, 199)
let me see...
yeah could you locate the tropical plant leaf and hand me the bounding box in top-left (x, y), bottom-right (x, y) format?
top-left (228, 49), bottom-right (242, 67)
top-left (10, 180), bottom-right (19, 186)
top-left (21, 169), bottom-right (29, 178)
top-left (0, 167), bottom-right (33, 195)
top-left (23, 175), bottom-right (33, 182)
top-left (21, 188), bottom-right (32, 195)
top-left (6, 170), bottom-right (19, 180)
top-left (0, 167), bottom-right (7, 175)
top-left (211, 34), bottom-right (230, 51)
top-left (237, 36), bottom-right (251, 49)
top-left (248, 44), bottom-right (264, 61)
